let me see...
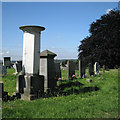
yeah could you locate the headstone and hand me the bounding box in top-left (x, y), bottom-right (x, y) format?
top-left (88, 63), bottom-right (94, 76)
top-left (78, 59), bottom-right (86, 78)
top-left (67, 60), bottom-right (75, 80)
top-left (103, 65), bottom-right (105, 73)
top-left (0, 65), bottom-right (7, 75)
top-left (3, 57), bottom-right (11, 68)
top-left (54, 63), bottom-right (61, 79)
top-left (17, 25), bottom-right (45, 100)
top-left (39, 50), bottom-right (57, 92)
top-left (0, 83), bottom-right (3, 99)
top-left (14, 61), bottom-right (22, 74)
top-left (94, 62), bottom-right (99, 75)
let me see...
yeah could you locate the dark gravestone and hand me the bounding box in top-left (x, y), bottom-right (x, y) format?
top-left (79, 59), bottom-right (86, 78)
top-left (88, 63), bottom-right (94, 76)
top-left (67, 61), bottom-right (75, 80)
top-left (0, 83), bottom-right (3, 99)
top-left (3, 57), bottom-right (11, 68)
top-left (55, 63), bottom-right (61, 79)
top-left (40, 50), bottom-right (57, 92)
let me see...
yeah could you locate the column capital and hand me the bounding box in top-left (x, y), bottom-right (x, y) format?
top-left (19, 25), bottom-right (45, 33)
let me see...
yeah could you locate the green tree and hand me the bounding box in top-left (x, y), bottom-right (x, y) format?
top-left (78, 10), bottom-right (120, 68)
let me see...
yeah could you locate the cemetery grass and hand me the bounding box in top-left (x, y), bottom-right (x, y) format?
top-left (2, 69), bottom-right (119, 118)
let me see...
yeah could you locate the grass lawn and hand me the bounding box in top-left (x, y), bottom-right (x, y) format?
top-left (2, 68), bottom-right (119, 118)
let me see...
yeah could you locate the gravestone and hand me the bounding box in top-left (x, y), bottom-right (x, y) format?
top-left (0, 65), bottom-right (7, 75)
top-left (17, 25), bottom-right (45, 100)
top-left (0, 83), bottom-right (3, 99)
top-left (14, 61), bottom-right (22, 74)
top-left (67, 60), bottom-right (75, 80)
top-left (94, 62), bottom-right (99, 75)
top-left (39, 50), bottom-right (57, 92)
top-left (103, 65), bottom-right (105, 73)
top-left (79, 59), bottom-right (86, 78)
top-left (3, 57), bottom-right (11, 68)
top-left (55, 63), bottom-right (61, 79)
top-left (88, 63), bottom-right (94, 76)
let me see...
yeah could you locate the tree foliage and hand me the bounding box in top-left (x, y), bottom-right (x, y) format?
top-left (78, 10), bottom-right (120, 68)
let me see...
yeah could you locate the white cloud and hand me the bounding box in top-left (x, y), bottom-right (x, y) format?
top-left (0, 51), bottom-right (4, 55)
top-left (106, 9), bottom-right (112, 14)
top-left (6, 51), bottom-right (10, 54)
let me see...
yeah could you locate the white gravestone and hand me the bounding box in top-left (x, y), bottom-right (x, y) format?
top-left (94, 62), bottom-right (100, 75)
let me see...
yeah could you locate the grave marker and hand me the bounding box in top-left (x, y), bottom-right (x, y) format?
top-left (39, 50), bottom-right (57, 92)
top-left (3, 57), bottom-right (11, 68)
top-left (88, 62), bottom-right (94, 76)
top-left (79, 59), bottom-right (86, 78)
top-left (17, 25), bottom-right (45, 100)
top-left (94, 62), bottom-right (99, 75)
top-left (67, 60), bottom-right (75, 80)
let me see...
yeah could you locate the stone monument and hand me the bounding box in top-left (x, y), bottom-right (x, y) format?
top-left (39, 50), bottom-right (57, 92)
top-left (88, 62), bottom-right (94, 76)
top-left (55, 63), bottom-right (61, 79)
top-left (67, 60), bottom-right (75, 80)
top-left (3, 57), bottom-right (11, 68)
top-left (94, 62), bottom-right (99, 75)
top-left (79, 59), bottom-right (86, 78)
top-left (14, 61), bottom-right (22, 74)
top-left (17, 25), bottom-right (45, 100)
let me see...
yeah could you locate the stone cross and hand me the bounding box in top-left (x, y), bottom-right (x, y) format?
top-left (17, 25), bottom-right (45, 100)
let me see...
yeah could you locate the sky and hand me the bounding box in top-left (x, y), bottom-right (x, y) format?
top-left (1, 1), bottom-right (118, 60)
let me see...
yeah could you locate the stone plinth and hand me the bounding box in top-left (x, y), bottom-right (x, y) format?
top-left (39, 50), bottom-right (57, 92)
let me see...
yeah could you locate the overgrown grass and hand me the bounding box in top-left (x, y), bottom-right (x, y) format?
top-left (2, 68), bottom-right (119, 118)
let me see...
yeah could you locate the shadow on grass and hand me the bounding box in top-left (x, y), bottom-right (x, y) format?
top-left (53, 80), bottom-right (100, 96)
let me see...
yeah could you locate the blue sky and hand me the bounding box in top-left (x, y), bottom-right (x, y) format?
top-left (1, 2), bottom-right (118, 60)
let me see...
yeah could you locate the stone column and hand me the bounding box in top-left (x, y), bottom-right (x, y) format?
top-left (17, 25), bottom-right (45, 100)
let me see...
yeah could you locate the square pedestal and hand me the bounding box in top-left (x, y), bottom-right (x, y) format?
top-left (17, 74), bottom-right (44, 100)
